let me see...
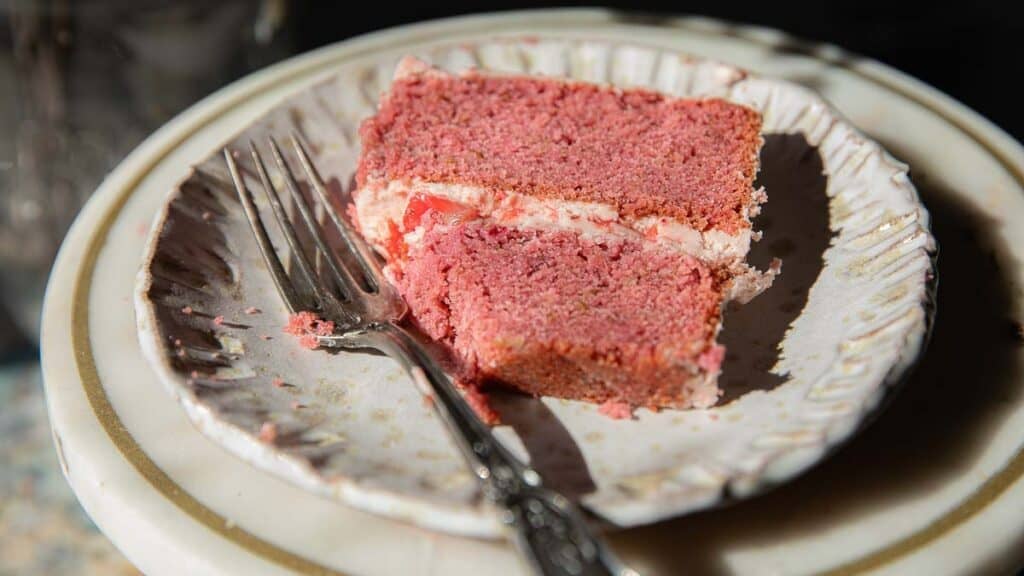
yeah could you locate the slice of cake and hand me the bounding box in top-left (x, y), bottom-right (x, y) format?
top-left (400, 217), bottom-right (728, 409)
top-left (350, 57), bottom-right (777, 412)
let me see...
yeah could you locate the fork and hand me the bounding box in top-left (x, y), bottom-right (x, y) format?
top-left (224, 136), bottom-right (635, 576)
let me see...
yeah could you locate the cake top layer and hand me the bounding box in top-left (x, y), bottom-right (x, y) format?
top-left (357, 60), bottom-right (762, 233)
top-left (399, 218), bottom-right (726, 364)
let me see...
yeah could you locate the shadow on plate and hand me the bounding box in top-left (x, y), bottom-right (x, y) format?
top-left (718, 133), bottom-right (830, 403)
top-left (609, 139), bottom-right (1024, 575)
top-left (491, 390), bottom-right (598, 501)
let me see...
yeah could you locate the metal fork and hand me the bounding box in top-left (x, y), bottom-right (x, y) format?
top-left (224, 136), bottom-right (635, 576)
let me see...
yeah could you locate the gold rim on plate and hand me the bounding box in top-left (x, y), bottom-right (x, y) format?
top-left (68, 13), bottom-right (1024, 576)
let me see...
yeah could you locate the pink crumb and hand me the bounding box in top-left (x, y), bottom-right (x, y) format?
top-left (464, 387), bottom-right (500, 425)
top-left (213, 315), bottom-right (225, 326)
top-left (201, 211), bottom-right (213, 221)
top-left (259, 334), bottom-right (272, 341)
top-left (697, 344), bottom-right (726, 373)
top-left (285, 311), bottom-right (334, 349)
top-left (285, 311), bottom-right (318, 335)
top-left (181, 306), bottom-right (193, 315)
top-left (598, 401), bottom-right (633, 420)
top-left (258, 422), bottom-right (278, 443)
top-left (290, 401), bottom-right (304, 410)
top-left (244, 307), bottom-right (261, 315)
top-left (271, 378), bottom-right (286, 388)
top-left (312, 320), bottom-right (334, 337)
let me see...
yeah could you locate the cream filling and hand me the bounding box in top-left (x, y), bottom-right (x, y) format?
top-left (352, 179), bottom-right (777, 302)
top-left (355, 180), bottom-right (754, 258)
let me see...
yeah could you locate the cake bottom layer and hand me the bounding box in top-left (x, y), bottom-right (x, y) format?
top-left (398, 218), bottom-right (728, 410)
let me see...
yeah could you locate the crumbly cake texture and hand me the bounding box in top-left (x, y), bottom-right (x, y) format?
top-left (351, 57), bottom-right (776, 414)
top-left (358, 59), bottom-right (762, 234)
top-left (284, 311), bottom-right (335, 350)
top-left (400, 219), bottom-right (726, 410)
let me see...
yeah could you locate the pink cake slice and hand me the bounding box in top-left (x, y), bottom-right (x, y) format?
top-left (400, 217), bottom-right (727, 409)
top-left (358, 60), bottom-right (758, 232)
top-left (351, 58), bottom-right (778, 411)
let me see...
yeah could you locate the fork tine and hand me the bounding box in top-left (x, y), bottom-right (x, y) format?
top-left (266, 137), bottom-right (365, 301)
top-left (290, 133), bottom-right (385, 293)
top-left (224, 148), bottom-right (304, 313)
top-left (248, 141), bottom-right (331, 310)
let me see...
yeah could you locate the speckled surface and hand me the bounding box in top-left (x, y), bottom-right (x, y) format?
top-left (0, 364), bottom-right (138, 576)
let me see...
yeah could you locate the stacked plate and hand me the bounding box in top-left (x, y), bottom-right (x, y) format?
top-left (42, 10), bottom-right (1024, 576)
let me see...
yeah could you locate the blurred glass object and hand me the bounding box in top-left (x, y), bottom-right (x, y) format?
top-left (0, 0), bottom-right (293, 344)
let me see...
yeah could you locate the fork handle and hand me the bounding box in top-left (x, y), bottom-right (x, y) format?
top-left (366, 322), bottom-right (631, 576)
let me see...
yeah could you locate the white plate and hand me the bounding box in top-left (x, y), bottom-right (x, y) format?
top-left (42, 10), bottom-right (1024, 576)
top-left (133, 36), bottom-right (934, 536)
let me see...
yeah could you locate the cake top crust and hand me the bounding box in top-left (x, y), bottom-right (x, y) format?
top-left (357, 59), bottom-right (762, 233)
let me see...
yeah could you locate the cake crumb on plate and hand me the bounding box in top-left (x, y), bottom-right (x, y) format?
top-left (258, 422), bottom-right (278, 443)
top-left (598, 400), bottom-right (633, 420)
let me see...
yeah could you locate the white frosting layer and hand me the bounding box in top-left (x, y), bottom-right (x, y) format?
top-left (355, 180), bottom-right (754, 260)
top-left (352, 179), bottom-right (778, 303)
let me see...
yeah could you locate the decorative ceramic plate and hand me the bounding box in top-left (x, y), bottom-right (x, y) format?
top-left (132, 36), bottom-right (935, 537)
top-left (50, 11), bottom-right (1024, 576)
